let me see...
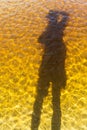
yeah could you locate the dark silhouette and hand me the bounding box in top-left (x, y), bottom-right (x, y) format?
top-left (31, 10), bottom-right (69, 130)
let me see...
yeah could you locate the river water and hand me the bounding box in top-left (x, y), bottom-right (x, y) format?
top-left (0, 0), bottom-right (87, 130)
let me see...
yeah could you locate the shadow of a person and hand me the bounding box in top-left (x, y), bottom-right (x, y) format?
top-left (31, 10), bottom-right (69, 130)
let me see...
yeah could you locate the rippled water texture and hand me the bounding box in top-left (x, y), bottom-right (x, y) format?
top-left (0, 0), bottom-right (87, 130)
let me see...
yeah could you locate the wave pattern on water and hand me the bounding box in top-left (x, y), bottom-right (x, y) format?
top-left (0, 0), bottom-right (87, 130)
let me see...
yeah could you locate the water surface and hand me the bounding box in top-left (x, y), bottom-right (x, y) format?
top-left (0, 0), bottom-right (87, 130)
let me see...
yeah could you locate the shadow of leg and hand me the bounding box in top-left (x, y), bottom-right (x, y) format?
top-left (52, 83), bottom-right (61, 130)
top-left (31, 80), bottom-right (49, 130)
top-left (31, 94), bottom-right (44, 130)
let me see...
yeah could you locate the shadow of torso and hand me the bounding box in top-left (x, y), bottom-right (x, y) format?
top-left (38, 20), bottom-right (66, 90)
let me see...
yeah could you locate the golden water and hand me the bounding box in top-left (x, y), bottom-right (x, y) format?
top-left (0, 0), bottom-right (87, 130)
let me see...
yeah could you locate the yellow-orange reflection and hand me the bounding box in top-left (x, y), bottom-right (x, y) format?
top-left (0, 0), bottom-right (87, 130)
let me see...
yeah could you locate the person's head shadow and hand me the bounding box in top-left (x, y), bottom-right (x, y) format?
top-left (31, 10), bottom-right (69, 130)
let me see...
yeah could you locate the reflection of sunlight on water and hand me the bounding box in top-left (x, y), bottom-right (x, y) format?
top-left (0, 0), bottom-right (87, 130)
